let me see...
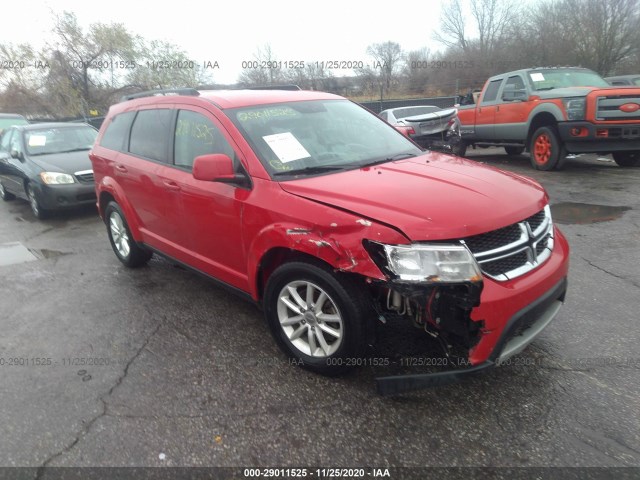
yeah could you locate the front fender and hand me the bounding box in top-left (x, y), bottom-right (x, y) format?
top-left (246, 219), bottom-right (408, 300)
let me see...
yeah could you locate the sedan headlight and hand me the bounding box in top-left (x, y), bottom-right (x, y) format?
top-left (381, 243), bottom-right (482, 283)
top-left (40, 172), bottom-right (76, 184)
top-left (563, 97), bottom-right (586, 121)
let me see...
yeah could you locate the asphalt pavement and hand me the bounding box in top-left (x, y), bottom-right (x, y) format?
top-left (0, 149), bottom-right (639, 478)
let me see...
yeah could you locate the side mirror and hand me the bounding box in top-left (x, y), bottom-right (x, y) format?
top-left (192, 153), bottom-right (248, 186)
top-left (10, 149), bottom-right (23, 160)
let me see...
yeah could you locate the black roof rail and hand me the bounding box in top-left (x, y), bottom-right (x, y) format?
top-left (244, 85), bottom-right (301, 91)
top-left (119, 88), bottom-right (200, 102)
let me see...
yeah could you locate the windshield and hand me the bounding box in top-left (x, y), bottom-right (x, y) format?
top-left (392, 106), bottom-right (440, 118)
top-left (24, 125), bottom-right (98, 156)
top-left (634, 78), bottom-right (640, 86)
top-left (0, 117), bottom-right (28, 131)
top-left (227, 100), bottom-right (422, 179)
top-left (527, 69), bottom-right (610, 90)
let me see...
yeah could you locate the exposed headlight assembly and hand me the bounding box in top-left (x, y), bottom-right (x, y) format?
top-left (374, 242), bottom-right (482, 283)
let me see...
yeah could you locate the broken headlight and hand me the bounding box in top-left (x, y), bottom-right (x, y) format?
top-left (371, 242), bottom-right (482, 283)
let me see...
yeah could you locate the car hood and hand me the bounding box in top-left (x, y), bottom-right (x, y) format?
top-left (279, 153), bottom-right (547, 241)
top-left (535, 86), bottom-right (605, 99)
top-left (29, 150), bottom-right (92, 174)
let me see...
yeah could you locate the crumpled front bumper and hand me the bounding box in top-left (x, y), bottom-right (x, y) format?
top-left (376, 277), bottom-right (567, 395)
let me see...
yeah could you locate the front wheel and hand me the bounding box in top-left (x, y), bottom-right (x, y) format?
top-left (105, 202), bottom-right (152, 268)
top-left (0, 181), bottom-right (15, 201)
top-left (612, 151), bottom-right (640, 167)
top-left (27, 183), bottom-right (48, 219)
top-left (263, 261), bottom-right (369, 375)
top-left (529, 126), bottom-right (565, 171)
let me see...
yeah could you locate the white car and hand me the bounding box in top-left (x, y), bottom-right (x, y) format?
top-left (379, 105), bottom-right (464, 155)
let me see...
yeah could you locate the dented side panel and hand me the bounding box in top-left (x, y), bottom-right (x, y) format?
top-left (243, 178), bottom-right (409, 300)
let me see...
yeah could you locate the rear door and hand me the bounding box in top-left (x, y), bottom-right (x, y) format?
top-left (123, 107), bottom-right (187, 252)
top-left (475, 78), bottom-right (503, 140)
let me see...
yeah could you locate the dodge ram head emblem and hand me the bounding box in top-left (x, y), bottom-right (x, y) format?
top-left (619, 103), bottom-right (640, 113)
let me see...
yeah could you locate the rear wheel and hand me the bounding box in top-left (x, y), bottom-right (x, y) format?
top-left (105, 201), bottom-right (152, 267)
top-left (263, 261), bottom-right (369, 376)
top-left (0, 181), bottom-right (15, 201)
top-left (505, 146), bottom-right (524, 156)
top-left (612, 151), bottom-right (640, 167)
top-left (529, 126), bottom-right (566, 171)
top-left (27, 183), bottom-right (48, 219)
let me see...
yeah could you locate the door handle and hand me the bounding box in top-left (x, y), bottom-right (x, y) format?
top-left (163, 180), bottom-right (181, 191)
top-left (115, 164), bottom-right (128, 173)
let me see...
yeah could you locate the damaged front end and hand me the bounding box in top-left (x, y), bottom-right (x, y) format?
top-left (363, 240), bottom-right (491, 394)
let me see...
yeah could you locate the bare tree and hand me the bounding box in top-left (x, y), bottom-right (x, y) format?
top-left (366, 41), bottom-right (404, 93)
top-left (237, 44), bottom-right (283, 85)
top-left (433, 0), bottom-right (469, 52)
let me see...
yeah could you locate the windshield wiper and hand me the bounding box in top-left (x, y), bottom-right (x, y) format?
top-left (358, 152), bottom-right (418, 167)
top-left (536, 87), bottom-right (556, 91)
top-left (272, 165), bottom-right (347, 177)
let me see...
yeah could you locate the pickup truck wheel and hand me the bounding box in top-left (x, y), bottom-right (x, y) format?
top-left (105, 202), bottom-right (152, 268)
top-left (505, 146), bottom-right (524, 156)
top-left (612, 151), bottom-right (640, 167)
top-left (263, 261), bottom-right (368, 376)
top-left (529, 126), bottom-right (565, 171)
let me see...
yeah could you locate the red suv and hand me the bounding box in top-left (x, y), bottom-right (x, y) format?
top-left (90, 87), bottom-right (569, 394)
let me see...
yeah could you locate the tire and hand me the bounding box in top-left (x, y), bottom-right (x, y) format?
top-left (27, 183), bottom-right (48, 219)
top-left (529, 126), bottom-right (566, 171)
top-left (451, 140), bottom-right (467, 157)
top-left (612, 151), bottom-right (640, 167)
top-left (263, 261), bottom-right (369, 376)
top-left (105, 201), bottom-right (152, 268)
top-left (0, 181), bottom-right (15, 201)
top-left (505, 146), bottom-right (524, 156)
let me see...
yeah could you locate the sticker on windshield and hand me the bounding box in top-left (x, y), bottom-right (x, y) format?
top-left (530, 72), bottom-right (545, 81)
top-left (262, 132), bottom-right (310, 163)
top-left (28, 135), bottom-right (47, 147)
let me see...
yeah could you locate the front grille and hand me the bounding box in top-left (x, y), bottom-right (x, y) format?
top-left (463, 206), bottom-right (554, 281)
top-left (596, 95), bottom-right (640, 121)
top-left (74, 170), bottom-right (94, 183)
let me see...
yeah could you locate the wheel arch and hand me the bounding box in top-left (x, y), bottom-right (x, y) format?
top-left (526, 106), bottom-right (564, 150)
top-left (97, 177), bottom-right (143, 241)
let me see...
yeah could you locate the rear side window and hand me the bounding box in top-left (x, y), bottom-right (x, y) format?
top-left (129, 109), bottom-right (173, 162)
top-left (100, 111), bottom-right (136, 151)
top-left (174, 110), bottom-right (237, 170)
top-left (482, 79), bottom-right (503, 104)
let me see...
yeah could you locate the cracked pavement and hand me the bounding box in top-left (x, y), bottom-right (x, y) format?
top-left (0, 150), bottom-right (639, 473)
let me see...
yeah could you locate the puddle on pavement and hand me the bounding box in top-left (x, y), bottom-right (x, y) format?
top-left (0, 242), bottom-right (67, 267)
top-left (550, 202), bottom-right (631, 225)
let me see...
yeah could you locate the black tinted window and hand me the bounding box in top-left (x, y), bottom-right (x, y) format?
top-left (482, 80), bottom-right (503, 104)
top-left (129, 109), bottom-right (173, 162)
top-left (174, 110), bottom-right (236, 170)
top-left (100, 111), bottom-right (135, 151)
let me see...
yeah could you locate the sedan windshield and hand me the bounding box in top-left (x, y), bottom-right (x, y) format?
top-left (527, 69), bottom-right (610, 90)
top-left (227, 100), bottom-right (422, 179)
top-left (25, 125), bottom-right (98, 156)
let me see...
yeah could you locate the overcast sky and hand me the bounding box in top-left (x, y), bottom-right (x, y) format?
top-left (1, 0), bottom-right (450, 83)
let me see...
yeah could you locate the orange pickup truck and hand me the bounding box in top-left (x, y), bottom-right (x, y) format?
top-left (456, 67), bottom-right (640, 170)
